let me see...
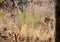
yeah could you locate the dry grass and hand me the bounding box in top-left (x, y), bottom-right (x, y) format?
top-left (0, 1), bottom-right (55, 42)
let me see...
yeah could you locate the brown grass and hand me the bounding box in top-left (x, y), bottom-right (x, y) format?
top-left (0, 1), bottom-right (55, 42)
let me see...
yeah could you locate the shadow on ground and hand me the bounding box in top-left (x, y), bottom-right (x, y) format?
top-left (55, 0), bottom-right (60, 42)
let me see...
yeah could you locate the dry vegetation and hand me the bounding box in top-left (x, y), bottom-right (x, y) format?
top-left (0, 0), bottom-right (55, 42)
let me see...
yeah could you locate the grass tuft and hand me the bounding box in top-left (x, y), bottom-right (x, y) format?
top-left (0, 9), bottom-right (5, 18)
top-left (32, 12), bottom-right (37, 25)
top-left (21, 10), bottom-right (26, 25)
